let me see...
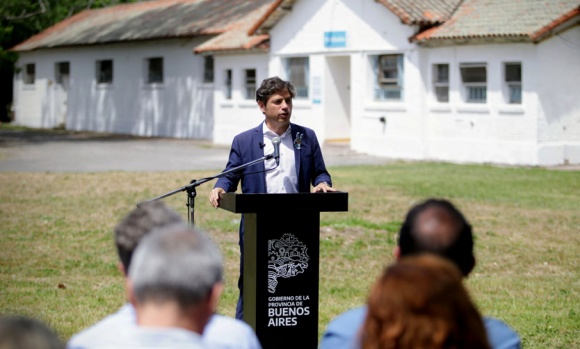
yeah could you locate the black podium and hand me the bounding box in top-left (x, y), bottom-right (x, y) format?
top-left (219, 192), bottom-right (348, 349)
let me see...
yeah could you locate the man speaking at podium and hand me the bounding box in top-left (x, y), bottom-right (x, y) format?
top-left (209, 76), bottom-right (336, 320)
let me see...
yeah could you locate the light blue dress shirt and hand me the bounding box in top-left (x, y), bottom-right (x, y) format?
top-left (68, 304), bottom-right (262, 349)
top-left (319, 306), bottom-right (521, 349)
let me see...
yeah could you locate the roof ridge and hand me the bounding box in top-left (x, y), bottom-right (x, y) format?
top-left (446, 0), bottom-right (465, 21)
top-left (530, 5), bottom-right (580, 42)
top-left (248, 0), bottom-right (284, 35)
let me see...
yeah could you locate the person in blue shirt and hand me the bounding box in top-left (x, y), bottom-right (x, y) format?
top-left (362, 254), bottom-right (492, 349)
top-left (320, 198), bottom-right (521, 349)
top-left (68, 201), bottom-right (261, 349)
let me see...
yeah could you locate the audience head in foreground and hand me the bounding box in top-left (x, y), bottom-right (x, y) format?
top-left (396, 198), bottom-right (475, 276)
top-left (127, 223), bottom-right (224, 335)
top-left (0, 315), bottom-right (63, 349)
top-left (115, 201), bottom-right (183, 274)
top-left (361, 254), bottom-right (491, 349)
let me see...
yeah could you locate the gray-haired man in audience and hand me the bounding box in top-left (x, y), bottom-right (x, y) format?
top-left (111, 223), bottom-right (222, 348)
top-left (68, 202), bottom-right (261, 349)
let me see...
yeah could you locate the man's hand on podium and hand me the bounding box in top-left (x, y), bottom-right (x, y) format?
top-left (313, 182), bottom-right (336, 193)
top-left (209, 187), bottom-right (226, 208)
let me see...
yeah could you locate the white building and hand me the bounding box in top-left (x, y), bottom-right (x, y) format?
top-left (12, 0), bottom-right (580, 165)
top-left (12, 0), bottom-right (272, 139)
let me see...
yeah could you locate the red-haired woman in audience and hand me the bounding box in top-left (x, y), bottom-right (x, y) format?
top-left (361, 254), bottom-right (491, 349)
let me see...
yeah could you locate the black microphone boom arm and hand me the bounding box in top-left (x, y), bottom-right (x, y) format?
top-left (138, 153), bottom-right (275, 225)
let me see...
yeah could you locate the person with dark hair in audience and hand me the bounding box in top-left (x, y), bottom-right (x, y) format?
top-left (320, 198), bottom-right (521, 349)
top-left (361, 254), bottom-right (491, 349)
top-left (0, 315), bottom-right (63, 349)
top-left (209, 76), bottom-right (335, 319)
top-left (68, 201), bottom-right (261, 349)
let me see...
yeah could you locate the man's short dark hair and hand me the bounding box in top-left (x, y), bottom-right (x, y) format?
top-left (255, 76), bottom-right (296, 104)
top-left (114, 201), bottom-right (183, 272)
top-left (398, 198), bottom-right (475, 276)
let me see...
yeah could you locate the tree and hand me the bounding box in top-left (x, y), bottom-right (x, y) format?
top-left (0, 0), bottom-right (139, 122)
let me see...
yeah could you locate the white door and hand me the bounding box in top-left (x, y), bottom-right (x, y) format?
top-left (324, 56), bottom-right (351, 141)
top-left (55, 62), bottom-right (69, 128)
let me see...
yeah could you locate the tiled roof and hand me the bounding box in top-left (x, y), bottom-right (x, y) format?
top-left (13, 0), bottom-right (580, 52)
top-left (249, 0), bottom-right (297, 35)
top-left (194, 31), bottom-right (269, 54)
top-left (414, 0), bottom-right (580, 44)
top-left (376, 0), bottom-right (462, 24)
top-left (250, 0), bottom-right (459, 35)
top-left (13, 0), bottom-right (274, 52)
top-left (194, 1), bottom-right (272, 54)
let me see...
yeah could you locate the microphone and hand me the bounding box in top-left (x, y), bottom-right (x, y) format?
top-left (272, 137), bottom-right (281, 166)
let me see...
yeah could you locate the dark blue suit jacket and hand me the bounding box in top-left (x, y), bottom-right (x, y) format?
top-left (215, 122), bottom-right (332, 193)
top-left (214, 122), bottom-right (333, 319)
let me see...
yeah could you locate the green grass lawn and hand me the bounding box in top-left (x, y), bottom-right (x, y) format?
top-left (1, 162), bottom-right (579, 348)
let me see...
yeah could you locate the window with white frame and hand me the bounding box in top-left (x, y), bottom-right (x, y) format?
top-left (24, 63), bottom-right (35, 84)
top-left (374, 54), bottom-right (404, 100)
top-left (244, 69), bottom-right (256, 99)
top-left (96, 60), bottom-right (113, 84)
top-left (505, 62), bottom-right (522, 104)
top-left (204, 56), bottom-right (214, 83)
top-left (285, 57), bottom-right (309, 99)
top-left (146, 57), bottom-right (163, 84)
top-left (55, 62), bottom-right (70, 85)
top-left (460, 63), bottom-right (486, 103)
top-left (433, 64), bottom-right (449, 102)
top-left (225, 69), bottom-right (232, 99)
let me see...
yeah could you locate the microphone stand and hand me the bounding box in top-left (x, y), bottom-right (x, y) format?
top-left (138, 154), bottom-right (275, 226)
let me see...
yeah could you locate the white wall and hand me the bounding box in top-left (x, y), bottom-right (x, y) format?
top-left (536, 26), bottom-right (580, 165)
top-left (14, 38), bottom-right (213, 139)
top-left (346, 41), bottom-right (554, 165)
top-left (351, 47), bottom-right (426, 160)
top-left (269, 0), bottom-right (415, 54)
top-left (266, 0), bottom-right (417, 145)
top-left (419, 43), bottom-right (540, 165)
top-left (212, 53), bottom-right (270, 145)
top-left (13, 53), bottom-right (56, 128)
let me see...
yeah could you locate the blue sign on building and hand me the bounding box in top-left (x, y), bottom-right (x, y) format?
top-left (324, 31), bottom-right (346, 48)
